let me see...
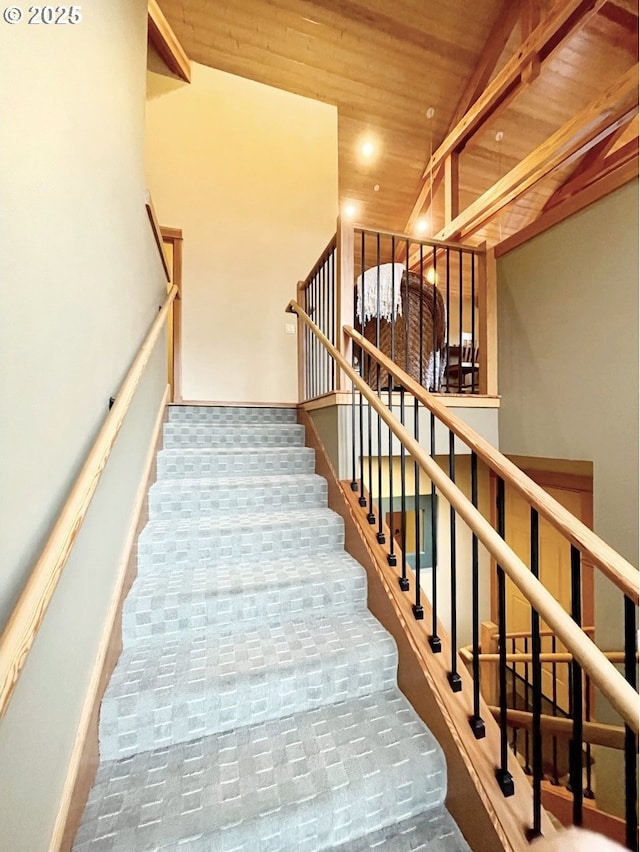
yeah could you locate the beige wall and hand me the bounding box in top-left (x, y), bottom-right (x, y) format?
top-left (0, 3), bottom-right (167, 849)
top-left (145, 63), bottom-right (338, 404)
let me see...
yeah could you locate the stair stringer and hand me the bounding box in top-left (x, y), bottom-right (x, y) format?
top-left (298, 407), bottom-right (557, 852)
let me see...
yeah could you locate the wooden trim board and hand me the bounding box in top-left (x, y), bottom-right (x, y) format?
top-left (176, 399), bottom-right (298, 408)
top-left (147, 0), bottom-right (191, 83)
top-left (51, 384), bottom-right (170, 852)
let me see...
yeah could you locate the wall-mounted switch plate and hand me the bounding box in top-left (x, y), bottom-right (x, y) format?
top-left (285, 322), bottom-right (296, 335)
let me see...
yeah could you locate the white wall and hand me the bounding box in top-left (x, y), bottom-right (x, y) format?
top-left (145, 63), bottom-right (338, 404)
top-left (0, 3), bottom-right (167, 849)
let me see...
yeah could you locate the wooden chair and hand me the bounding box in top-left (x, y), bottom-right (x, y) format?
top-left (446, 340), bottom-right (479, 392)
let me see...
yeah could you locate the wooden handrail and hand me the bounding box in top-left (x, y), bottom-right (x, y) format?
top-left (354, 224), bottom-right (484, 255)
top-left (0, 286), bottom-right (178, 720)
top-left (494, 626), bottom-right (595, 640)
top-left (145, 192), bottom-right (171, 282)
top-left (487, 707), bottom-right (627, 751)
top-left (301, 233), bottom-right (337, 291)
top-left (459, 647), bottom-right (632, 665)
top-left (287, 301), bottom-right (639, 732)
top-left (346, 326), bottom-right (639, 605)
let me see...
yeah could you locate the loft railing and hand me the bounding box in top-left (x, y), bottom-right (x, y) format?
top-left (0, 285), bottom-right (178, 718)
top-left (287, 299), bottom-right (639, 848)
top-left (296, 218), bottom-right (497, 402)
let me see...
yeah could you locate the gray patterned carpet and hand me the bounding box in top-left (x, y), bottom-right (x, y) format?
top-left (74, 405), bottom-right (469, 851)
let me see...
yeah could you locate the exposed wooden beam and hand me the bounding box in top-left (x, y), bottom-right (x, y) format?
top-left (434, 64), bottom-right (638, 241)
top-left (450, 0), bottom-right (523, 129)
top-left (495, 145), bottom-right (638, 257)
top-left (544, 132), bottom-right (639, 211)
top-left (444, 153), bottom-right (460, 224)
top-left (404, 0), bottom-right (521, 236)
top-left (404, 0), bottom-right (606, 236)
top-left (422, 0), bottom-right (609, 179)
top-left (148, 0), bottom-right (191, 83)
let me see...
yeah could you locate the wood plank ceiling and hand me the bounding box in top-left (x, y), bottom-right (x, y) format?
top-left (156, 0), bottom-right (638, 248)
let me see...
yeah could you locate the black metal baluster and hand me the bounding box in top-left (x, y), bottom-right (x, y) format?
top-left (496, 476), bottom-right (515, 796)
top-left (419, 244), bottom-right (425, 391)
top-left (511, 637), bottom-right (518, 754)
top-left (304, 284), bottom-right (310, 401)
top-left (458, 251), bottom-right (463, 394)
top-left (583, 672), bottom-right (594, 799)
top-left (366, 349), bottom-right (375, 526)
top-left (445, 248), bottom-right (451, 393)
top-left (330, 249), bottom-right (336, 390)
top-left (448, 430), bottom-right (461, 691)
top-left (320, 262), bottom-right (326, 394)
top-left (528, 507), bottom-right (543, 840)
top-left (311, 276), bottom-right (318, 398)
top-left (388, 235), bottom-right (397, 568)
top-left (568, 545), bottom-right (583, 827)
top-left (431, 245), bottom-right (437, 392)
top-left (524, 636), bottom-right (531, 774)
top-left (411, 242), bottom-right (424, 618)
top-left (404, 239), bottom-right (410, 374)
top-left (469, 451), bottom-right (485, 737)
top-left (412, 396), bottom-right (422, 619)
top-left (358, 232), bottom-right (367, 507)
top-left (375, 235), bottom-right (385, 545)
top-left (551, 634), bottom-right (560, 785)
top-left (350, 261), bottom-right (358, 492)
top-left (429, 410), bottom-right (441, 652)
top-left (399, 383), bottom-right (409, 591)
top-left (624, 595), bottom-right (638, 850)
top-left (471, 251), bottom-right (477, 393)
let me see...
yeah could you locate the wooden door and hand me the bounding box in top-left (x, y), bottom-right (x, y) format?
top-left (492, 470), bottom-right (594, 712)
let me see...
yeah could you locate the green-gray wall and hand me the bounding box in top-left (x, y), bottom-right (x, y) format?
top-left (0, 3), bottom-right (167, 848)
top-left (497, 181), bottom-right (639, 814)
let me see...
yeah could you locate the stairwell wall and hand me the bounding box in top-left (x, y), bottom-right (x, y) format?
top-left (0, 2), bottom-right (167, 849)
top-left (496, 179), bottom-right (639, 816)
top-left (145, 62), bottom-right (338, 404)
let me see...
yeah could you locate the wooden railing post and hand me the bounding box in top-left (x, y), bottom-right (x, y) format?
top-left (477, 242), bottom-right (498, 396)
top-left (335, 216), bottom-right (354, 391)
top-left (296, 280), bottom-right (307, 402)
top-left (480, 620), bottom-right (500, 706)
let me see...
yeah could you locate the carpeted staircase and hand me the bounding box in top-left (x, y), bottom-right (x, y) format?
top-left (74, 405), bottom-right (469, 851)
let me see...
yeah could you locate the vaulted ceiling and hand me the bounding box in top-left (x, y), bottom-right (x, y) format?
top-left (155, 0), bottom-right (639, 247)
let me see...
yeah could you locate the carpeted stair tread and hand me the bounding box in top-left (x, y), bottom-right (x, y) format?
top-left (156, 446), bottom-right (316, 478)
top-left (75, 689), bottom-right (447, 852)
top-left (138, 508), bottom-right (344, 566)
top-left (99, 611), bottom-right (398, 760)
top-left (167, 405), bottom-right (297, 424)
top-left (121, 551), bottom-right (367, 645)
top-left (162, 421), bottom-right (305, 449)
top-left (332, 807), bottom-right (469, 851)
top-left (148, 473), bottom-right (327, 519)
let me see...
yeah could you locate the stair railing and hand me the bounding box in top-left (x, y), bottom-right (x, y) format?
top-left (297, 219), bottom-right (497, 402)
top-left (0, 285), bottom-right (178, 719)
top-left (287, 299), bottom-right (638, 847)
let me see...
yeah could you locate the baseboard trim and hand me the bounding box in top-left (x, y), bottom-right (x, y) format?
top-left (49, 383), bottom-right (170, 852)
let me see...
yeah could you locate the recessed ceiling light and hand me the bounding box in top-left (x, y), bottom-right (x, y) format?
top-left (343, 202), bottom-right (358, 219)
top-left (416, 218), bottom-right (428, 233)
top-left (425, 107), bottom-right (435, 119)
top-left (373, 184), bottom-right (380, 192)
top-left (426, 267), bottom-right (438, 285)
top-left (361, 140), bottom-right (375, 158)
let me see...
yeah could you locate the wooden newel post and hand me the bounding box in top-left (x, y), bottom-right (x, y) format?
top-left (335, 216), bottom-right (355, 391)
top-left (480, 620), bottom-right (500, 706)
top-left (477, 243), bottom-right (498, 397)
top-left (296, 280), bottom-right (307, 403)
